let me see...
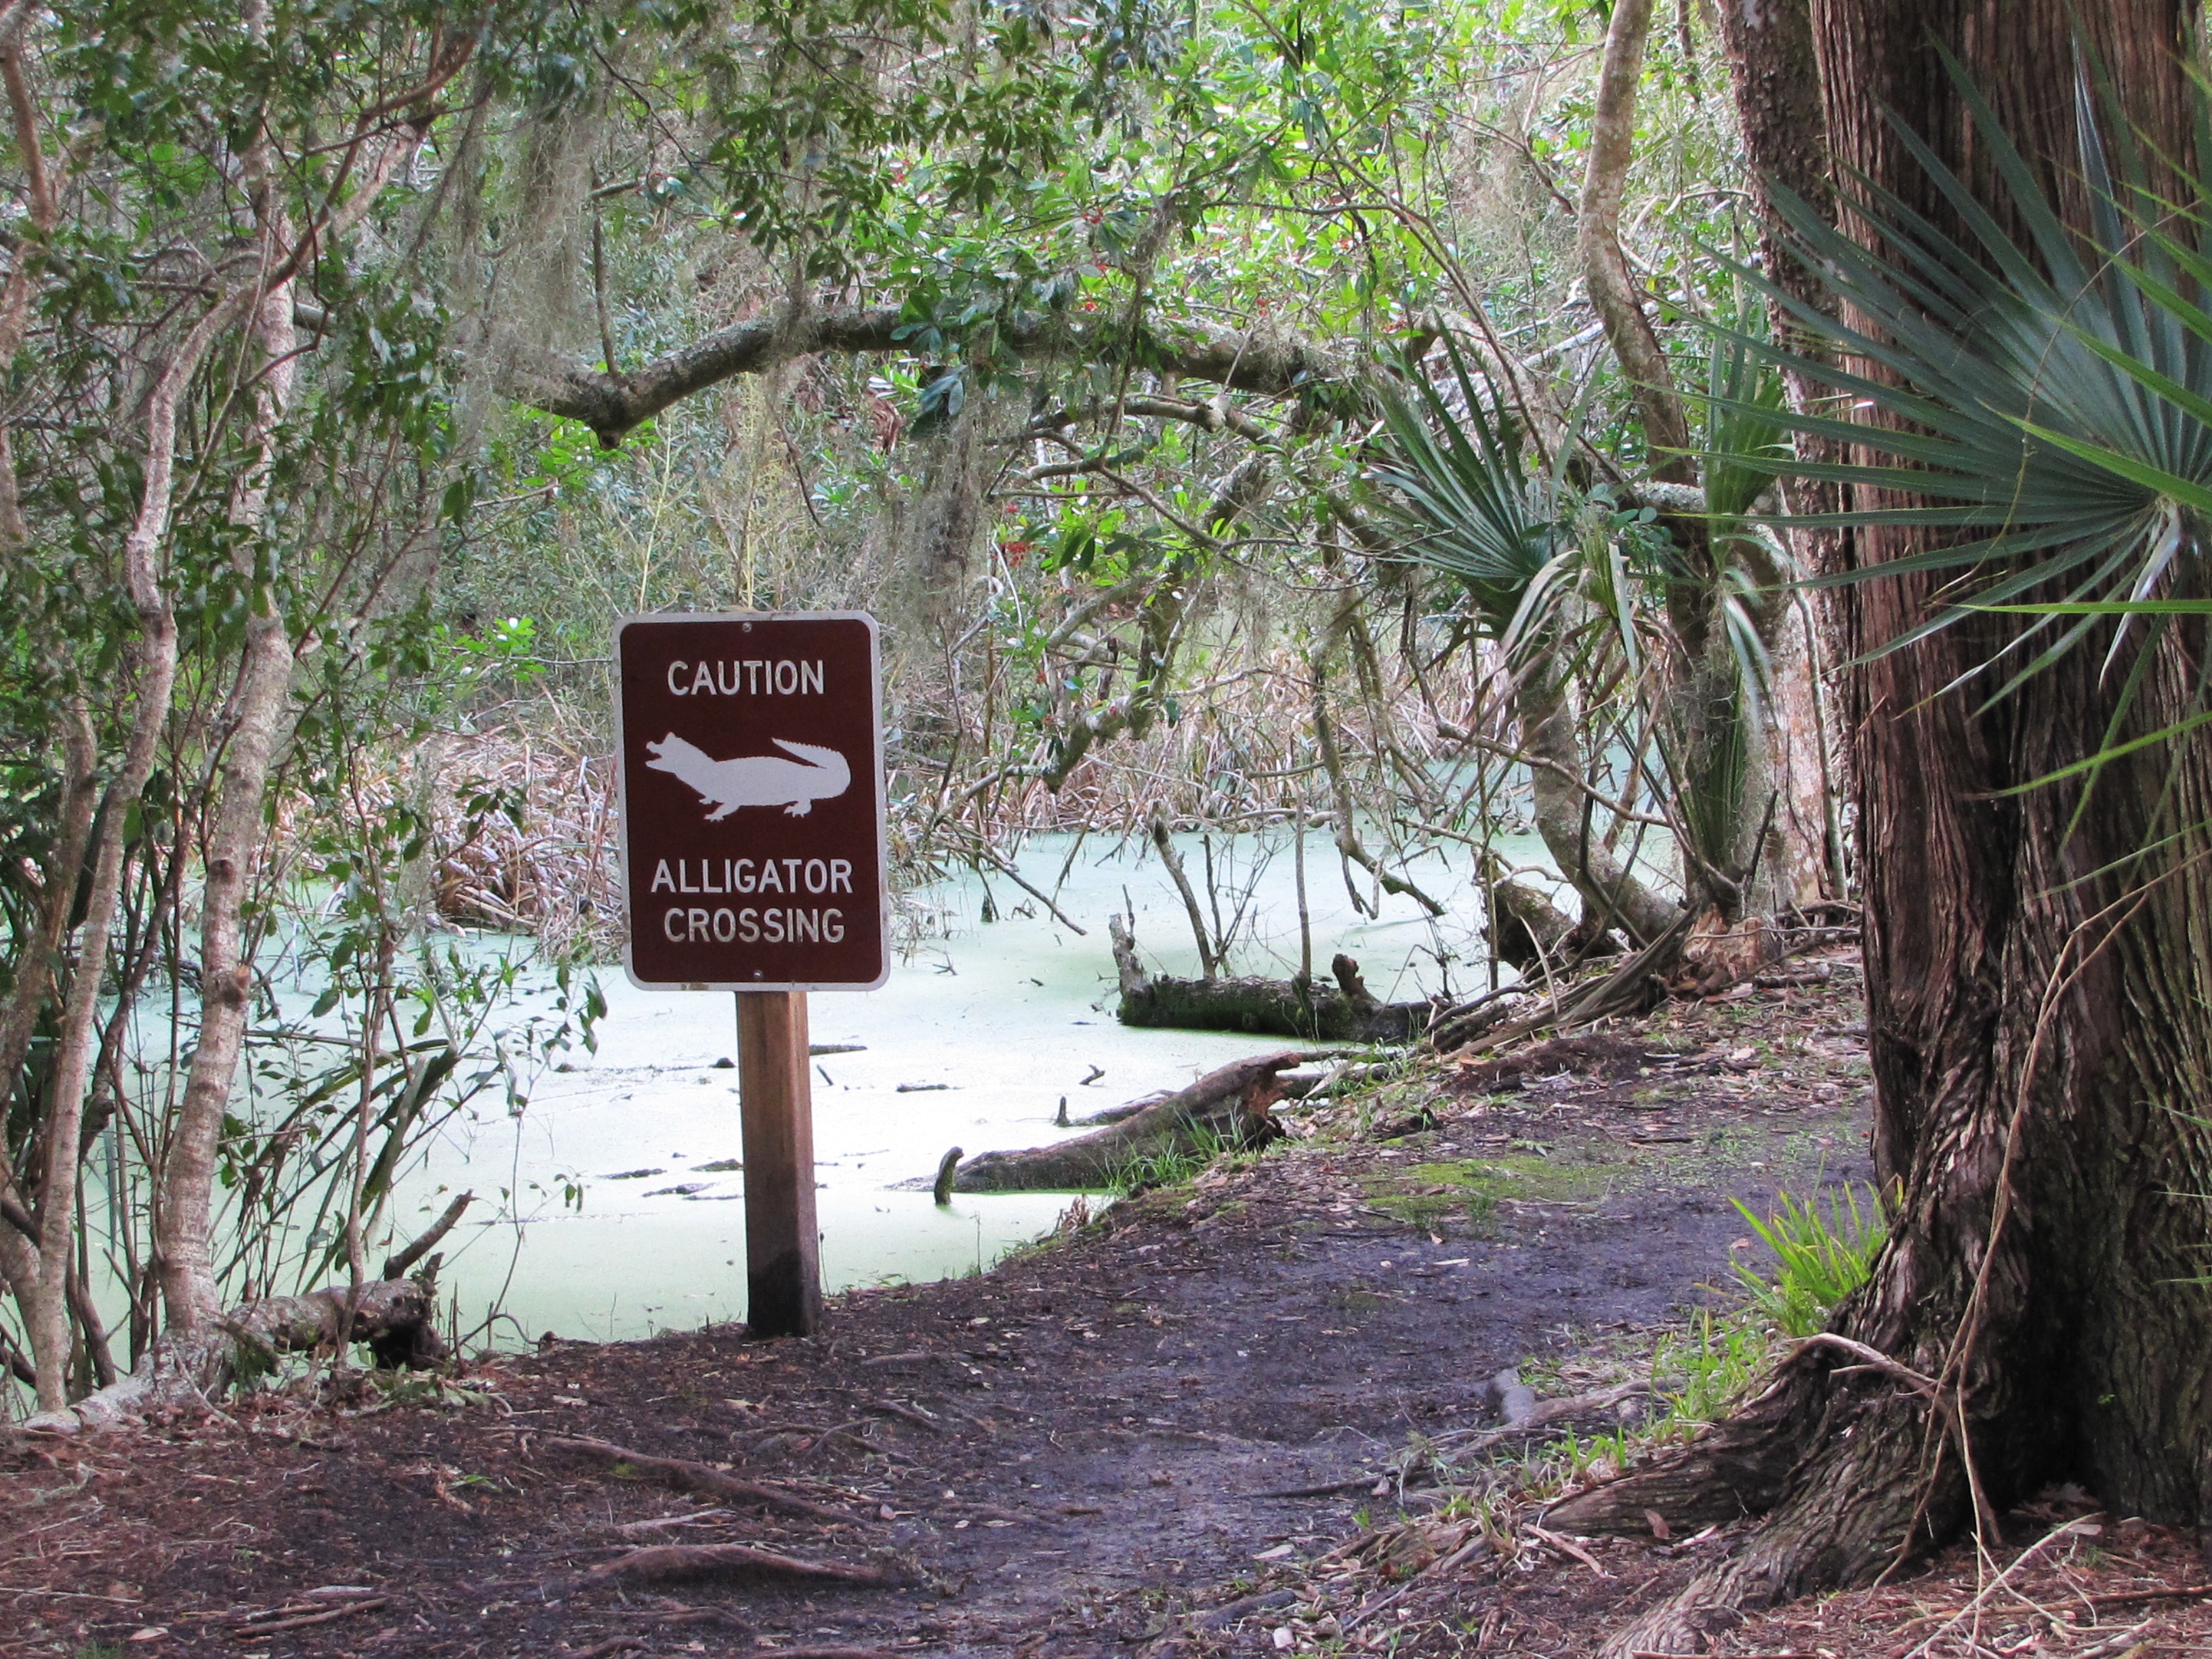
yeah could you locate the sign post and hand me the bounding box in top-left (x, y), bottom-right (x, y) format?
top-left (733, 989), bottom-right (819, 1334)
top-left (613, 613), bottom-right (887, 1338)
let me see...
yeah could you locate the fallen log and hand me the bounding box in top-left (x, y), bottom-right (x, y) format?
top-left (1109, 916), bottom-right (1431, 1041)
top-left (16, 1192), bottom-right (481, 1433)
top-left (1069, 1088), bottom-right (1175, 1126)
top-left (1277, 1059), bottom-right (1409, 1100)
top-left (19, 1275), bottom-right (446, 1433)
top-left (546, 1435), bottom-right (857, 1521)
top-left (1429, 914), bottom-right (1693, 1057)
top-left (1487, 874), bottom-right (1580, 970)
top-left (226, 1277), bottom-right (446, 1371)
top-left (941, 1050), bottom-right (1300, 1193)
top-left (588, 1544), bottom-right (898, 1587)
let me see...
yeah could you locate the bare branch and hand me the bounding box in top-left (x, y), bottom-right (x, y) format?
top-left (504, 306), bottom-right (1345, 447)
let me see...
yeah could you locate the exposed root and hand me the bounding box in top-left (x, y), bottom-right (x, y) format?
top-left (1570, 1361), bottom-right (1970, 1658)
top-left (546, 1435), bottom-right (859, 1521)
top-left (587, 1543), bottom-right (900, 1586)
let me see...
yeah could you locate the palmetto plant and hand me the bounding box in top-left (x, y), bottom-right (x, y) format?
top-left (1370, 342), bottom-right (1702, 945)
top-left (1372, 327), bottom-right (1803, 929)
top-left (1370, 337), bottom-right (1584, 655)
top-left (1728, 1181), bottom-right (1891, 1339)
top-left (1737, 60), bottom-right (2212, 776)
top-left (1641, 325), bottom-right (1797, 907)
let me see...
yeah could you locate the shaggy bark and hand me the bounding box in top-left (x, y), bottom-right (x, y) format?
top-left (1712, 0), bottom-right (1835, 347)
top-left (1583, 7), bottom-right (2212, 1651)
top-left (943, 1050), bottom-right (1297, 1193)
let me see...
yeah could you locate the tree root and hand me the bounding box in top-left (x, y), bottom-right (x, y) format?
top-left (546, 1435), bottom-right (859, 1521)
top-left (588, 1544), bottom-right (900, 1587)
top-left (1555, 1354), bottom-right (1971, 1658)
top-left (1544, 1411), bottom-right (1797, 1542)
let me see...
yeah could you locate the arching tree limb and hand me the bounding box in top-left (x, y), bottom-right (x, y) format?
top-left (505, 308), bottom-right (1345, 448)
top-left (1577, 0), bottom-right (1694, 479)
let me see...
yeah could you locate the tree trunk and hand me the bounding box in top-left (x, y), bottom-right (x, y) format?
top-left (1576, 1), bottom-right (1830, 918)
top-left (1578, 0), bottom-right (1695, 477)
top-left (157, 169), bottom-right (300, 1343)
top-left (1715, 0), bottom-right (1850, 910)
top-left (1575, 6), bottom-right (2212, 1650)
top-left (1518, 656), bottom-right (1684, 947)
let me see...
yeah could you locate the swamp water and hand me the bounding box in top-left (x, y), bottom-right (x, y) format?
top-left (241, 829), bottom-right (1558, 1347)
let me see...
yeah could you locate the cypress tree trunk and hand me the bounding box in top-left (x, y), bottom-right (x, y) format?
top-left (1567, 5), bottom-right (2212, 1648)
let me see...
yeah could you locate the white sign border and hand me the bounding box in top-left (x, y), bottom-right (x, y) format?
top-left (613, 609), bottom-right (890, 994)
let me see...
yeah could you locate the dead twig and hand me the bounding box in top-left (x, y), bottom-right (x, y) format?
top-left (859, 1397), bottom-right (945, 1433)
top-left (2086, 1582), bottom-right (2212, 1610)
top-left (1248, 1473), bottom-right (1382, 1499)
top-left (1900, 1517), bottom-right (2104, 1659)
top-left (234, 1595), bottom-right (392, 1634)
top-left (2070, 1621), bottom-right (2156, 1659)
top-left (1524, 1523), bottom-right (1610, 1578)
top-left (609, 1508), bottom-right (733, 1538)
top-left (858, 1350), bottom-right (960, 1368)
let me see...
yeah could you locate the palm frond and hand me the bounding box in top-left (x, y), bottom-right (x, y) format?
top-left (1368, 335), bottom-right (1573, 637)
top-left (1730, 50), bottom-right (2212, 714)
top-left (1702, 321), bottom-right (1793, 527)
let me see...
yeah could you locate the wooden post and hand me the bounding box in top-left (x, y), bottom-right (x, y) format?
top-left (735, 991), bottom-right (821, 1336)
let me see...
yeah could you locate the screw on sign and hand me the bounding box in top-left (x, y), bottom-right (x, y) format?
top-left (614, 613), bottom-right (888, 1337)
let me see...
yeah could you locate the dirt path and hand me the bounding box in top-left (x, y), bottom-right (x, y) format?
top-left (6, 977), bottom-right (1882, 1658)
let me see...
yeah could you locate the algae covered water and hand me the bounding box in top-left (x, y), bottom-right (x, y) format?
top-left (316, 826), bottom-right (1551, 1343)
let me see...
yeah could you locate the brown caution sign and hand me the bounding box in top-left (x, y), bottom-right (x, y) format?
top-left (615, 613), bottom-right (886, 991)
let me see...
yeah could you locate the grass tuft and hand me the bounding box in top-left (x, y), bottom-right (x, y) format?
top-left (1727, 1181), bottom-right (1889, 1338)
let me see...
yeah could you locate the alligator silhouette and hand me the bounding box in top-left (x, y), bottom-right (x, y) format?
top-left (644, 733), bottom-right (851, 819)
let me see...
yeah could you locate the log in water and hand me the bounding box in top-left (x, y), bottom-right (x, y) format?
top-left (1108, 916), bottom-right (1431, 1042)
top-left (943, 1051), bottom-right (1299, 1193)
